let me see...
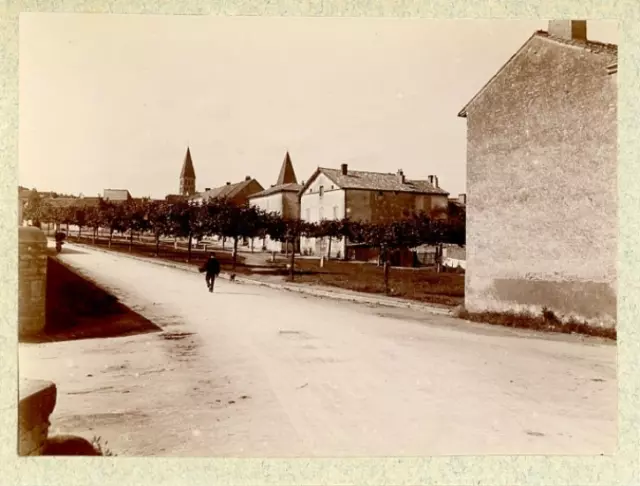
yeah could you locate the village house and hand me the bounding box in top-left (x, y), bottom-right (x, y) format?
top-left (191, 176), bottom-right (264, 206)
top-left (458, 20), bottom-right (617, 327)
top-left (102, 188), bottom-right (132, 202)
top-left (248, 151), bottom-right (303, 253)
top-left (299, 164), bottom-right (449, 260)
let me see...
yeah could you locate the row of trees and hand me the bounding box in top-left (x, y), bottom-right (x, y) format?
top-left (23, 192), bottom-right (465, 284)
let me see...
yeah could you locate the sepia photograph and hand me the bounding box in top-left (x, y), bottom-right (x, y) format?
top-left (17, 14), bottom-right (617, 458)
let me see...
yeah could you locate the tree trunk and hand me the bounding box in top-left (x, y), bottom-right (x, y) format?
top-left (187, 234), bottom-right (193, 262)
top-left (289, 237), bottom-right (296, 282)
top-left (155, 234), bottom-right (160, 257)
top-left (250, 238), bottom-right (254, 253)
top-left (108, 229), bottom-right (113, 248)
top-left (232, 236), bottom-right (239, 271)
top-left (66, 223), bottom-right (70, 234)
top-left (129, 230), bottom-right (134, 252)
top-left (78, 225), bottom-right (82, 239)
top-left (222, 236), bottom-right (226, 250)
top-left (92, 228), bottom-right (97, 244)
top-left (383, 247), bottom-right (390, 295)
top-left (327, 236), bottom-right (332, 260)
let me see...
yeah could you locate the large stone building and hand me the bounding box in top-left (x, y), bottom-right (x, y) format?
top-left (458, 20), bottom-right (617, 327)
top-left (248, 152), bottom-right (303, 252)
top-left (299, 164), bottom-right (449, 258)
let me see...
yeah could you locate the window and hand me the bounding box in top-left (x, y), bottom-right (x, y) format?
top-left (319, 186), bottom-right (324, 197)
top-left (319, 207), bottom-right (324, 221)
top-left (333, 206), bottom-right (338, 219)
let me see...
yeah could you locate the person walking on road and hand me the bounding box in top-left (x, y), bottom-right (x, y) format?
top-left (199, 252), bottom-right (221, 293)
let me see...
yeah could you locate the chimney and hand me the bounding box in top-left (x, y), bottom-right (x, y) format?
top-left (245, 176), bottom-right (251, 181)
top-left (548, 20), bottom-right (587, 41)
top-left (205, 188), bottom-right (211, 192)
top-left (428, 175), bottom-right (440, 188)
top-left (226, 182), bottom-right (231, 186)
top-left (341, 163), bottom-right (348, 175)
top-left (397, 169), bottom-right (405, 184)
top-left (458, 193), bottom-right (466, 205)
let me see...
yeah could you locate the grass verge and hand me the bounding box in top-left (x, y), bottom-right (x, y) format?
top-left (456, 307), bottom-right (616, 341)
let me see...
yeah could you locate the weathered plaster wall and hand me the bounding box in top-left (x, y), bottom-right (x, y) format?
top-left (300, 173), bottom-right (346, 256)
top-left (282, 191), bottom-right (301, 220)
top-left (464, 36), bottom-right (617, 326)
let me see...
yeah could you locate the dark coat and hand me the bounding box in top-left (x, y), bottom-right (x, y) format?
top-left (201, 257), bottom-right (220, 276)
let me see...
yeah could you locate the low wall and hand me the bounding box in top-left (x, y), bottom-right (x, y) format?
top-left (19, 379), bottom-right (57, 456)
top-left (19, 227), bottom-right (48, 338)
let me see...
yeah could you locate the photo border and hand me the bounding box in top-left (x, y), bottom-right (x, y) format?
top-left (2, 2), bottom-right (638, 484)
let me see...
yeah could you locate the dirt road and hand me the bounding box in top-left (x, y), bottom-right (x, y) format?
top-left (19, 244), bottom-right (616, 456)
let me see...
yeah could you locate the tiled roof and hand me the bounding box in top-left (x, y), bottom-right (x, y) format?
top-left (249, 183), bottom-right (303, 198)
top-left (198, 178), bottom-right (263, 201)
top-left (317, 168), bottom-right (449, 195)
top-left (535, 30), bottom-right (617, 55)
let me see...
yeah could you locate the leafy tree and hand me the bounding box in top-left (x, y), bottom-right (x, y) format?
top-left (57, 204), bottom-right (76, 234)
top-left (100, 201), bottom-right (126, 248)
top-left (267, 215), bottom-right (316, 281)
top-left (71, 205), bottom-right (88, 239)
top-left (315, 219), bottom-right (341, 260)
top-left (121, 199), bottom-right (151, 252)
top-left (165, 201), bottom-right (205, 262)
top-left (85, 203), bottom-right (105, 244)
top-left (147, 200), bottom-right (171, 256)
top-left (213, 200), bottom-right (264, 270)
top-left (23, 190), bottom-right (43, 227)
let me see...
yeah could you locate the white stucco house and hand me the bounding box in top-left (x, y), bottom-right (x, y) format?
top-left (248, 152), bottom-right (302, 253)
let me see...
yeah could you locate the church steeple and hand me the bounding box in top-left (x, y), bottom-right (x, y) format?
top-left (276, 151), bottom-right (297, 185)
top-left (179, 147), bottom-right (196, 196)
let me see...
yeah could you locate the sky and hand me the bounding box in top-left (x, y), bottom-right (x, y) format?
top-left (19, 15), bottom-right (618, 199)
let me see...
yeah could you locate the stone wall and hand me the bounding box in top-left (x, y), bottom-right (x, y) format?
top-left (346, 189), bottom-right (448, 223)
top-left (19, 227), bottom-right (48, 338)
top-left (18, 379), bottom-right (57, 456)
top-left (463, 35), bottom-right (617, 326)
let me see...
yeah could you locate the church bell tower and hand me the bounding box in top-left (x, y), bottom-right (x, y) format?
top-left (179, 147), bottom-right (196, 196)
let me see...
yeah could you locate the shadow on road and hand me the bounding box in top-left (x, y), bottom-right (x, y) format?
top-left (21, 257), bottom-right (162, 344)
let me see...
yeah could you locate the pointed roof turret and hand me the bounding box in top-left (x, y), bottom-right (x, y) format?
top-left (180, 147), bottom-right (196, 179)
top-left (276, 151), bottom-right (297, 185)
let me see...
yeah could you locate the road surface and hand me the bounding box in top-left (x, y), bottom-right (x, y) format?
top-left (19, 244), bottom-right (617, 456)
